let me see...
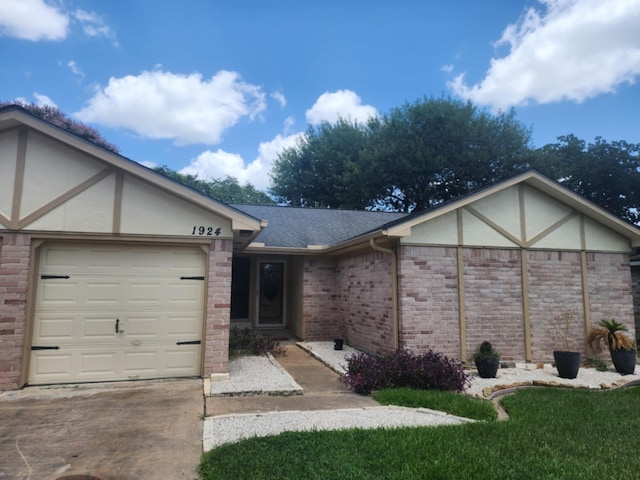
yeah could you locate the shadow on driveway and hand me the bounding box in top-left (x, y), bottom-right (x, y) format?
top-left (0, 378), bottom-right (203, 480)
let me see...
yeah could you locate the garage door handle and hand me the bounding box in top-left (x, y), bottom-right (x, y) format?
top-left (176, 340), bottom-right (201, 345)
top-left (31, 345), bottom-right (60, 350)
top-left (115, 318), bottom-right (120, 333)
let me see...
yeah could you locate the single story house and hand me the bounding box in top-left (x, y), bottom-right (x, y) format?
top-left (2, 105), bottom-right (639, 391)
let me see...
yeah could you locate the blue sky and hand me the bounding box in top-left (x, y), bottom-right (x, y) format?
top-left (1, 0), bottom-right (639, 191)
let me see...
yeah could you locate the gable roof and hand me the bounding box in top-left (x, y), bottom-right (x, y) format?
top-left (231, 204), bottom-right (407, 249)
top-left (382, 170), bottom-right (640, 248)
top-left (0, 105), bottom-right (265, 248)
top-left (235, 170), bottom-right (640, 253)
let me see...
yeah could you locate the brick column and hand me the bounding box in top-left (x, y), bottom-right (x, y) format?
top-left (202, 239), bottom-right (233, 380)
top-left (0, 233), bottom-right (31, 391)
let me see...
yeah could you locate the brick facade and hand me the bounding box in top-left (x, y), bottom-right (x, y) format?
top-left (301, 258), bottom-right (339, 340)
top-left (388, 245), bottom-right (634, 363)
top-left (464, 248), bottom-right (525, 361)
top-left (398, 246), bottom-right (460, 359)
top-left (337, 251), bottom-right (394, 355)
top-left (203, 239), bottom-right (234, 376)
top-left (0, 233), bottom-right (31, 391)
top-left (587, 252), bottom-right (634, 334)
top-left (527, 251), bottom-right (585, 359)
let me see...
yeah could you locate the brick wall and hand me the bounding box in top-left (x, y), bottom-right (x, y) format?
top-left (588, 252), bottom-right (635, 340)
top-left (398, 246), bottom-right (461, 359)
top-left (301, 257), bottom-right (339, 340)
top-left (527, 250), bottom-right (584, 360)
top-left (337, 251), bottom-right (394, 355)
top-left (463, 248), bottom-right (525, 361)
top-left (0, 233), bottom-right (31, 391)
top-left (203, 239), bottom-right (233, 376)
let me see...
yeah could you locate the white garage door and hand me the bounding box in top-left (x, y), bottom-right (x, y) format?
top-left (29, 243), bottom-right (206, 385)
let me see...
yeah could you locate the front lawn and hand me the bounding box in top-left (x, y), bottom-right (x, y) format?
top-left (199, 386), bottom-right (640, 479)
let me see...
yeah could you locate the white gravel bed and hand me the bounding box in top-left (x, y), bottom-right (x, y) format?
top-left (297, 340), bottom-right (360, 374)
top-left (203, 406), bottom-right (472, 450)
top-left (465, 363), bottom-right (640, 397)
top-left (209, 354), bottom-right (302, 396)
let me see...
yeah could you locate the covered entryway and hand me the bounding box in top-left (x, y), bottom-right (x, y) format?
top-left (29, 243), bottom-right (206, 385)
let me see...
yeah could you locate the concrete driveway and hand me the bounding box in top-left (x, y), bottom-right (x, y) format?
top-left (0, 378), bottom-right (203, 480)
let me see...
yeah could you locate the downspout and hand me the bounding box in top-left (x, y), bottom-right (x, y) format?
top-left (370, 238), bottom-right (399, 350)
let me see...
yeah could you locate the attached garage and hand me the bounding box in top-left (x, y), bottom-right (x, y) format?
top-left (30, 243), bottom-right (206, 384)
top-left (0, 105), bottom-right (263, 390)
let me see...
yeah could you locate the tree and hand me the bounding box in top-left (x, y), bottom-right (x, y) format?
top-left (270, 96), bottom-right (533, 212)
top-left (154, 166), bottom-right (274, 205)
top-left (1, 101), bottom-right (119, 153)
top-left (270, 119), bottom-right (372, 208)
top-left (531, 135), bottom-right (640, 224)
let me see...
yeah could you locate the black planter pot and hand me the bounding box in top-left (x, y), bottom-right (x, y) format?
top-left (553, 350), bottom-right (581, 379)
top-left (610, 349), bottom-right (636, 375)
top-left (334, 339), bottom-right (344, 351)
top-left (475, 357), bottom-right (500, 378)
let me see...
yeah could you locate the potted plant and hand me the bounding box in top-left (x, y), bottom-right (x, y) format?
top-left (473, 341), bottom-right (500, 378)
top-left (547, 312), bottom-right (581, 379)
top-left (587, 319), bottom-right (636, 375)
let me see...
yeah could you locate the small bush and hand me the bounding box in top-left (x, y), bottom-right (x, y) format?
top-left (229, 327), bottom-right (286, 357)
top-left (342, 349), bottom-right (469, 395)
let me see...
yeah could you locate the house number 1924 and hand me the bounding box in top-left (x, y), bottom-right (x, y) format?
top-left (192, 226), bottom-right (222, 236)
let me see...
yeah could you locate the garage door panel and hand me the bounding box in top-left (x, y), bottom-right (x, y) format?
top-left (31, 243), bottom-right (206, 385)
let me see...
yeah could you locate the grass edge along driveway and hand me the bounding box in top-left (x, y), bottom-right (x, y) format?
top-left (199, 386), bottom-right (640, 480)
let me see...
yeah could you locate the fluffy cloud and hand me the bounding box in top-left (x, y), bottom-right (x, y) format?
top-left (33, 93), bottom-right (57, 107)
top-left (305, 90), bottom-right (378, 125)
top-left (449, 0), bottom-right (640, 109)
top-left (73, 9), bottom-right (118, 46)
top-left (0, 0), bottom-right (69, 41)
top-left (75, 69), bottom-right (267, 146)
top-left (180, 132), bottom-right (302, 190)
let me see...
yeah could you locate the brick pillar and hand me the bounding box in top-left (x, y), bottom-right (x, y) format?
top-left (0, 233), bottom-right (31, 391)
top-left (202, 239), bottom-right (233, 380)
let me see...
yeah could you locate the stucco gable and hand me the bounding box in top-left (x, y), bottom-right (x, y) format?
top-left (393, 171), bottom-right (640, 252)
top-left (0, 106), bottom-right (262, 245)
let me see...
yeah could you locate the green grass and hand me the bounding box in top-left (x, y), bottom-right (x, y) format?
top-left (372, 387), bottom-right (497, 421)
top-left (199, 387), bottom-right (640, 480)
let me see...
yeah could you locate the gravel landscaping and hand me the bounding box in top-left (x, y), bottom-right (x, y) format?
top-left (204, 341), bottom-right (640, 449)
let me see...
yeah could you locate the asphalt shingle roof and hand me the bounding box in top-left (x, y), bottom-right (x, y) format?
top-left (231, 204), bottom-right (408, 248)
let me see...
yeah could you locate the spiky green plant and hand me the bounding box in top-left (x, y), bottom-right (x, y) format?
top-left (587, 319), bottom-right (636, 352)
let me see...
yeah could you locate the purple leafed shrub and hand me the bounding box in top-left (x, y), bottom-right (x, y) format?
top-left (342, 349), bottom-right (469, 395)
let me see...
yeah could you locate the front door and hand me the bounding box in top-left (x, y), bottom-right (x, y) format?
top-left (257, 261), bottom-right (285, 327)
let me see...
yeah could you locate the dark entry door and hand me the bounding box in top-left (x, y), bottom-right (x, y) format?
top-left (257, 262), bottom-right (285, 326)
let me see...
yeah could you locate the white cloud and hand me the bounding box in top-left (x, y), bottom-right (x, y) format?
top-left (0, 0), bottom-right (69, 41)
top-left (67, 60), bottom-right (84, 77)
top-left (33, 93), bottom-right (57, 108)
top-left (180, 132), bottom-right (302, 191)
top-left (72, 9), bottom-right (118, 46)
top-left (305, 90), bottom-right (378, 125)
top-left (270, 91), bottom-right (287, 108)
top-left (449, 0), bottom-right (640, 109)
top-left (75, 69), bottom-right (267, 146)
top-left (441, 64), bottom-right (454, 73)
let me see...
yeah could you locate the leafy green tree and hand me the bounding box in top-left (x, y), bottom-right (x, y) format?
top-left (270, 119), bottom-right (372, 208)
top-left (365, 97), bottom-right (532, 212)
top-left (154, 166), bottom-right (274, 205)
top-left (531, 135), bottom-right (640, 224)
top-left (1, 101), bottom-right (119, 153)
top-left (270, 97), bottom-right (533, 212)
